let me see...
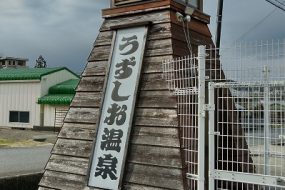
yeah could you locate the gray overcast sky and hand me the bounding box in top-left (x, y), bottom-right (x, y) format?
top-left (0, 0), bottom-right (284, 73)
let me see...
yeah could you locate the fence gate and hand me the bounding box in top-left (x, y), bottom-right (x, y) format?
top-left (163, 40), bottom-right (285, 190)
top-left (208, 81), bottom-right (285, 190)
top-left (206, 41), bottom-right (285, 190)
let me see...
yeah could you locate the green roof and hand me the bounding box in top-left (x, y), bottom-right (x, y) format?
top-left (49, 79), bottom-right (80, 94)
top-left (0, 67), bottom-right (77, 81)
top-left (38, 79), bottom-right (80, 105)
top-left (38, 94), bottom-right (75, 105)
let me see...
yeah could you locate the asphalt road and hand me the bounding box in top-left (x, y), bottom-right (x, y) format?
top-left (0, 145), bottom-right (53, 177)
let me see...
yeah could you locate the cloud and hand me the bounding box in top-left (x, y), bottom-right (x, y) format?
top-left (0, 0), bottom-right (284, 73)
top-left (204, 0), bottom-right (285, 46)
top-left (0, 0), bottom-right (109, 72)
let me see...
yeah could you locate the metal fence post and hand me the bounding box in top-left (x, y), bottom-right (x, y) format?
top-left (263, 65), bottom-right (271, 176)
top-left (208, 82), bottom-right (215, 190)
top-left (198, 45), bottom-right (206, 190)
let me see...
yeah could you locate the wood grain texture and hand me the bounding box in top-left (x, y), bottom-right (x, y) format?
top-left (65, 107), bottom-right (99, 124)
top-left (71, 90), bottom-right (176, 109)
top-left (128, 144), bottom-right (182, 168)
top-left (71, 92), bottom-right (102, 108)
top-left (76, 76), bottom-right (105, 92)
top-left (83, 55), bottom-right (173, 77)
top-left (94, 23), bottom-right (172, 47)
top-left (100, 11), bottom-right (170, 31)
top-left (140, 73), bottom-right (169, 91)
top-left (82, 61), bottom-right (107, 77)
top-left (135, 108), bottom-right (178, 127)
top-left (131, 126), bottom-right (180, 147)
top-left (46, 155), bottom-right (89, 176)
top-left (94, 31), bottom-right (113, 46)
top-left (88, 45), bottom-right (111, 62)
top-left (39, 170), bottom-right (101, 190)
top-left (58, 123), bottom-right (179, 149)
top-left (142, 55), bottom-right (173, 73)
top-left (52, 138), bottom-right (92, 158)
top-left (38, 187), bottom-right (57, 190)
top-left (58, 124), bottom-right (96, 140)
top-left (137, 90), bottom-right (177, 108)
top-left (125, 164), bottom-right (184, 190)
top-left (123, 183), bottom-right (168, 190)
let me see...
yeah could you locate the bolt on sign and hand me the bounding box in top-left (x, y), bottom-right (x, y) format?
top-left (88, 25), bottom-right (149, 189)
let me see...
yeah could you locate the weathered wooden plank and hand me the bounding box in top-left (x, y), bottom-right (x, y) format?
top-left (38, 187), bottom-right (57, 190)
top-left (40, 170), bottom-right (101, 190)
top-left (100, 11), bottom-right (170, 31)
top-left (88, 45), bottom-right (111, 62)
top-left (88, 41), bottom-right (172, 62)
top-left (137, 90), bottom-right (177, 108)
top-left (94, 31), bottom-right (113, 46)
top-left (71, 90), bottom-right (176, 109)
top-left (76, 76), bottom-right (105, 92)
top-left (128, 144), bottom-right (182, 168)
top-left (145, 39), bottom-right (173, 57)
top-left (76, 73), bottom-right (168, 92)
top-left (123, 183), bottom-right (167, 190)
top-left (52, 139), bottom-right (92, 158)
top-left (148, 23), bottom-right (172, 40)
top-left (58, 124), bottom-right (96, 140)
top-left (135, 108), bottom-right (178, 127)
top-left (131, 126), bottom-right (180, 147)
top-left (65, 107), bottom-right (99, 124)
top-left (65, 107), bottom-right (177, 127)
top-left (46, 155), bottom-right (89, 176)
top-left (140, 73), bottom-right (169, 91)
top-left (142, 55), bottom-right (173, 73)
top-left (55, 124), bottom-right (180, 149)
top-left (172, 39), bottom-right (192, 57)
top-left (71, 92), bottom-right (101, 108)
top-left (61, 122), bottom-right (96, 130)
top-left (82, 61), bottom-right (107, 76)
top-left (93, 23), bottom-right (172, 48)
top-left (83, 55), bottom-right (172, 77)
top-left (125, 164), bottom-right (184, 190)
top-left (171, 22), bottom-right (212, 44)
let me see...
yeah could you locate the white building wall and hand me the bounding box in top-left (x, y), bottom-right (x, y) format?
top-left (41, 70), bottom-right (78, 96)
top-left (0, 81), bottom-right (41, 129)
top-left (43, 105), bottom-right (69, 127)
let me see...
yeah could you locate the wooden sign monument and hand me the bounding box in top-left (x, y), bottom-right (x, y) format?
top-left (38, 0), bottom-right (253, 190)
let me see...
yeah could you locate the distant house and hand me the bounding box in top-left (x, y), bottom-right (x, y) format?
top-left (38, 79), bottom-right (80, 129)
top-left (0, 57), bottom-right (28, 69)
top-left (0, 67), bottom-right (79, 130)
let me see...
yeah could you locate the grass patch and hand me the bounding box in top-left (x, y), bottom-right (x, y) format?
top-left (0, 138), bottom-right (49, 148)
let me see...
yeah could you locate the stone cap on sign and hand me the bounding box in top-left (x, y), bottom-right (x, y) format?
top-left (111, 0), bottom-right (203, 10)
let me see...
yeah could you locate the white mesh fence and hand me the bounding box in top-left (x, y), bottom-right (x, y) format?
top-left (162, 39), bottom-right (285, 190)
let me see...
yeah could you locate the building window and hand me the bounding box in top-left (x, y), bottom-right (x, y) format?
top-left (9, 111), bottom-right (30, 123)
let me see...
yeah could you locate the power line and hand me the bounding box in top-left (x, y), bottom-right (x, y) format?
top-left (234, 8), bottom-right (277, 42)
top-left (265, 0), bottom-right (285, 12)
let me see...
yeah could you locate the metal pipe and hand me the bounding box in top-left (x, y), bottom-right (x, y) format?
top-left (215, 0), bottom-right (224, 53)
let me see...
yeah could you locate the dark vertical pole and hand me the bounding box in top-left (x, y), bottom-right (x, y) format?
top-left (215, 0), bottom-right (224, 54)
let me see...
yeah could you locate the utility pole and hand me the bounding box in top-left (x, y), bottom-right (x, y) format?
top-left (215, 0), bottom-right (224, 54)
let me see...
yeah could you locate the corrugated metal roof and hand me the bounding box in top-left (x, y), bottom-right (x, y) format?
top-left (0, 67), bottom-right (77, 81)
top-left (38, 79), bottom-right (80, 105)
top-left (49, 79), bottom-right (80, 94)
top-left (38, 94), bottom-right (75, 105)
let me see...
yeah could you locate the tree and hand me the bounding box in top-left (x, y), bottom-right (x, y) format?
top-left (35, 55), bottom-right (47, 68)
